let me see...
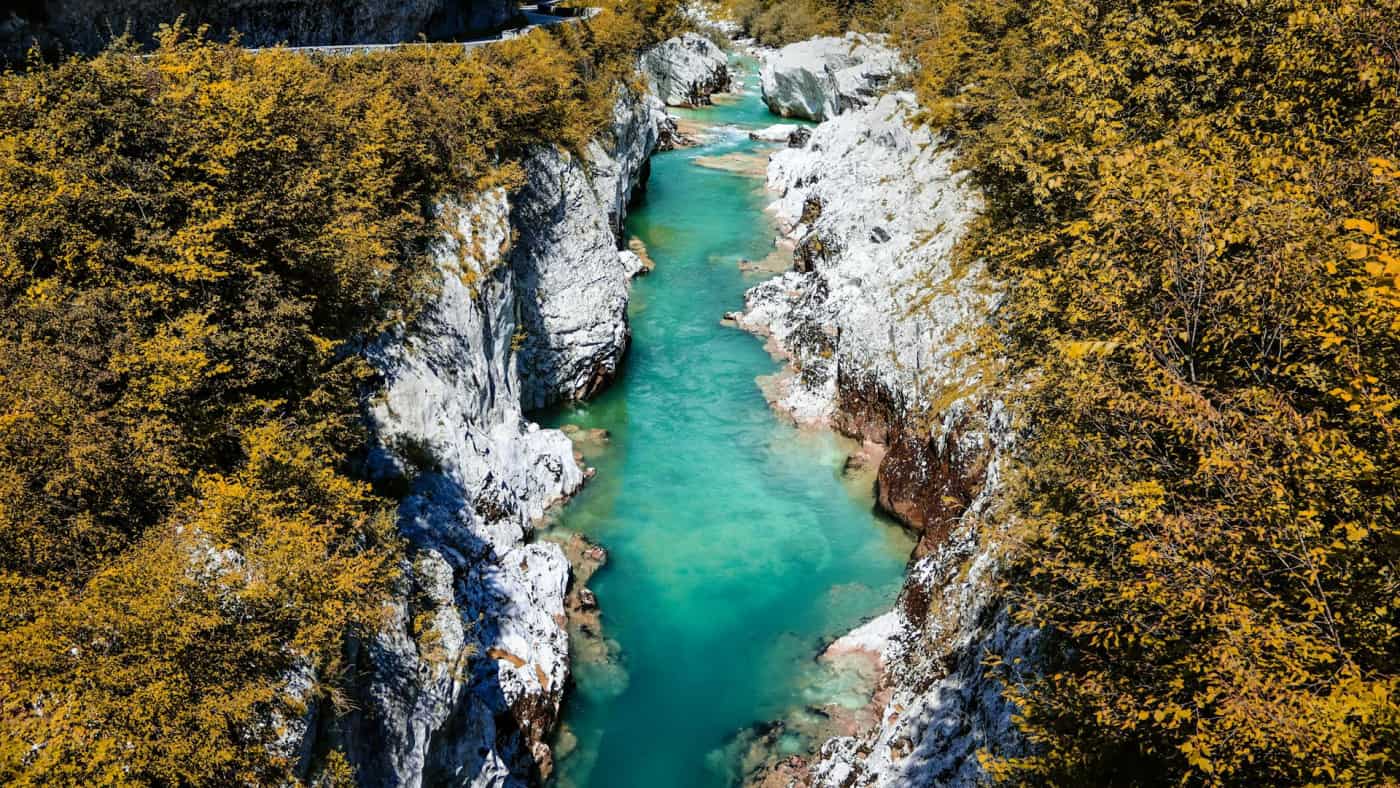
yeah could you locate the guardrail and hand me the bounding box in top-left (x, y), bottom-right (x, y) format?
top-left (252, 6), bottom-right (598, 57)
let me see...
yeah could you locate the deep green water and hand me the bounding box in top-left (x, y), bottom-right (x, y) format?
top-left (542, 60), bottom-right (914, 787)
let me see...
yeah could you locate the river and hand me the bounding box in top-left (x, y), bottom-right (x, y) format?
top-left (543, 57), bottom-right (914, 787)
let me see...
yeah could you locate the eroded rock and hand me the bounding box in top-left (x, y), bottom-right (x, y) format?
top-left (642, 32), bottom-right (732, 107)
top-left (737, 90), bottom-right (1037, 786)
top-left (759, 33), bottom-right (905, 121)
top-left (510, 92), bottom-right (668, 409)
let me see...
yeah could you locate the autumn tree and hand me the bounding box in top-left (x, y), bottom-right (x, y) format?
top-left (890, 0), bottom-right (1399, 782)
top-left (0, 5), bottom-right (676, 780)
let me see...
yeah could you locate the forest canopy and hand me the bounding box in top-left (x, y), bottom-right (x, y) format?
top-left (0, 2), bottom-right (676, 781)
top-left (719, 0), bottom-right (1400, 782)
top-left (770, 0), bottom-right (1398, 782)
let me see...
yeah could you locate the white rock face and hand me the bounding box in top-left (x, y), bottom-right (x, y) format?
top-left (759, 32), bottom-right (904, 121)
top-left (748, 122), bottom-right (802, 142)
top-left (510, 91), bottom-right (668, 410)
top-left (737, 92), bottom-right (987, 431)
top-left (740, 92), bottom-right (1035, 786)
top-left (810, 422), bottom-right (1039, 788)
top-left (586, 93), bottom-right (671, 237)
top-left (326, 191), bottom-right (580, 787)
top-left (641, 32), bottom-right (732, 106)
top-left (307, 72), bottom-right (678, 786)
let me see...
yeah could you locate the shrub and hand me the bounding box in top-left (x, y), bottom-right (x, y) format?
top-left (898, 0), bottom-right (1399, 782)
top-left (0, 3), bottom-right (675, 779)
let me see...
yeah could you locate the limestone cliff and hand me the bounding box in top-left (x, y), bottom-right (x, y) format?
top-left (510, 94), bottom-right (669, 410)
top-left (641, 32), bottom-right (731, 107)
top-left (738, 92), bottom-right (1036, 786)
top-left (292, 83), bottom-right (669, 786)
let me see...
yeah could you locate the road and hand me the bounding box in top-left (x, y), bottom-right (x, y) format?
top-left (253, 5), bottom-right (597, 56)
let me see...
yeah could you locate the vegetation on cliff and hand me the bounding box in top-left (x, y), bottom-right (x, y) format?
top-left (906, 2), bottom-right (1397, 782)
top-left (729, 0), bottom-right (1397, 781)
top-left (0, 2), bottom-right (677, 781)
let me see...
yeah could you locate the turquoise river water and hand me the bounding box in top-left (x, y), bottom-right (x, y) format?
top-left (543, 59), bottom-right (914, 787)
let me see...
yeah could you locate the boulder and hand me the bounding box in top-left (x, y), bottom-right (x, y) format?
top-left (642, 32), bottom-right (731, 107)
top-left (759, 32), bottom-right (904, 121)
top-left (748, 122), bottom-right (803, 142)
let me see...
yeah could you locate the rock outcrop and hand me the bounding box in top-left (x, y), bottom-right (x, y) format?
top-left (739, 91), bottom-right (1036, 785)
top-left (317, 191), bottom-right (580, 786)
top-left (641, 32), bottom-right (732, 107)
top-left (2, 0), bottom-right (516, 60)
top-left (293, 67), bottom-right (677, 783)
top-left (510, 92), bottom-right (668, 410)
top-left (759, 32), bottom-right (904, 121)
top-left (737, 92), bottom-right (988, 442)
top-left (748, 122), bottom-right (803, 143)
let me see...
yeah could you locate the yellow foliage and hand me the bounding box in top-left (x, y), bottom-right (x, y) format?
top-left (0, 6), bottom-right (678, 781)
top-left (879, 0), bottom-right (1400, 782)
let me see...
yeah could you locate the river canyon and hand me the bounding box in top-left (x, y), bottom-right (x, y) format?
top-left (542, 59), bottom-right (915, 787)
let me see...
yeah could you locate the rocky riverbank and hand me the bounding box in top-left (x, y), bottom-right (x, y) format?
top-left (758, 32), bottom-right (904, 122)
top-left (283, 37), bottom-right (731, 786)
top-left (735, 36), bottom-right (1037, 787)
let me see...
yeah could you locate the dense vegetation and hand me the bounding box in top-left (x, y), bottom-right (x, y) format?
top-left (726, 0), bottom-right (1398, 782)
top-left (0, 2), bottom-right (675, 781)
top-left (724, 0), bottom-right (848, 46)
top-left (905, 2), bottom-right (1398, 783)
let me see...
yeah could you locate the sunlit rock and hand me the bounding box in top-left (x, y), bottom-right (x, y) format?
top-left (759, 33), bottom-right (905, 121)
top-left (642, 32), bottom-right (732, 107)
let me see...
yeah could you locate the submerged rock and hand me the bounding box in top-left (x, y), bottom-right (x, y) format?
top-left (759, 33), bottom-right (905, 121)
top-left (642, 32), bottom-right (732, 107)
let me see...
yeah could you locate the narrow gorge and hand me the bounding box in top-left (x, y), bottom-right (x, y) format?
top-left (318, 28), bottom-right (1022, 788)
top-left (6, 2), bottom-right (1391, 785)
top-left (312, 28), bottom-right (1023, 785)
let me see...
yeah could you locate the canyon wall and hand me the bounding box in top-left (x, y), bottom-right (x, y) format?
top-left (288, 36), bottom-right (732, 779)
top-left (1, 0), bottom-right (515, 58)
top-left (739, 86), bottom-right (1037, 785)
top-left (328, 188), bottom-right (583, 786)
top-left (305, 91), bottom-right (652, 787)
top-left (641, 32), bottom-right (730, 107)
top-left (511, 95), bottom-right (669, 410)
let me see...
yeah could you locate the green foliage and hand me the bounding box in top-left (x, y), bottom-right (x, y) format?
top-left (0, 5), bottom-right (675, 781)
top-left (896, 0), bottom-right (1399, 782)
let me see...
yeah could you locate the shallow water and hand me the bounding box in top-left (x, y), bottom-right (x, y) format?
top-left (543, 59), bottom-right (914, 787)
